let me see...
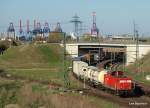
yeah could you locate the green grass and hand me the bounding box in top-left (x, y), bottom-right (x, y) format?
top-left (0, 44), bottom-right (63, 68)
top-left (68, 93), bottom-right (122, 108)
top-left (0, 44), bottom-right (66, 85)
top-left (120, 67), bottom-right (150, 85)
top-left (0, 45), bottom-right (47, 69)
top-left (0, 80), bottom-right (22, 107)
top-left (37, 44), bottom-right (63, 66)
top-left (119, 52), bottom-right (150, 85)
top-left (0, 43), bottom-right (124, 108)
top-left (0, 43), bottom-right (76, 87)
top-left (0, 77), bottom-right (15, 86)
top-left (6, 68), bottom-right (64, 85)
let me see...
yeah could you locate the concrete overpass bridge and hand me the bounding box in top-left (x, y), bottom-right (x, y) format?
top-left (65, 43), bottom-right (150, 65)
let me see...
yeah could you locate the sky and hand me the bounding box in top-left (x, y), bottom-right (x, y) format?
top-left (0, 0), bottom-right (150, 35)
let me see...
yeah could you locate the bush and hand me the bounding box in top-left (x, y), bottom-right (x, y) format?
top-left (12, 40), bottom-right (22, 46)
top-left (48, 32), bottom-right (64, 43)
top-left (0, 41), bottom-right (10, 54)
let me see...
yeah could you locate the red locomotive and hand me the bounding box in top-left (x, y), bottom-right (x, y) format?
top-left (73, 60), bottom-right (134, 96)
top-left (104, 71), bottom-right (132, 95)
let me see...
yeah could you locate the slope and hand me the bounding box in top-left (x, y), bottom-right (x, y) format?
top-left (122, 52), bottom-right (150, 85)
top-left (0, 43), bottom-right (64, 85)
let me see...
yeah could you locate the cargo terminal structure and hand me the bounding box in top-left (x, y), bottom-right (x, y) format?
top-left (65, 43), bottom-right (150, 65)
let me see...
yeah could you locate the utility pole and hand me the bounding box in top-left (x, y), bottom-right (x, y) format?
top-left (135, 30), bottom-right (139, 73)
top-left (63, 32), bottom-right (70, 89)
top-left (133, 21), bottom-right (139, 73)
top-left (133, 21), bottom-right (136, 41)
top-left (70, 14), bottom-right (82, 42)
top-left (135, 30), bottom-right (139, 62)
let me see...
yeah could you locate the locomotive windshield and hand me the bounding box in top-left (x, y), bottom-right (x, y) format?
top-left (111, 71), bottom-right (127, 78)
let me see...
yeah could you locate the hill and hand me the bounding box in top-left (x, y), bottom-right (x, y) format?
top-left (0, 43), bottom-right (122, 108)
top-left (121, 52), bottom-right (150, 85)
top-left (0, 43), bottom-right (65, 85)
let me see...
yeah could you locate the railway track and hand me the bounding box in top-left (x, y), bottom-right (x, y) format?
top-left (84, 86), bottom-right (150, 108)
top-left (1, 71), bottom-right (150, 108)
top-left (71, 72), bottom-right (150, 108)
top-left (134, 80), bottom-right (150, 97)
top-left (97, 60), bottom-right (150, 97)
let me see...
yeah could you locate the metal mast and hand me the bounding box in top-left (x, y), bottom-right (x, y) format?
top-left (133, 21), bottom-right (139, 62)
top-left (133, 21), bottom-right (136, 41)
top-left (43, 22), bottom-right (50, 37)
top-left (54, 22), bottom-right (62, 32)
top-left (43, 22), bottom-right (50, 33)
top-left (19, 20), bottom-right (23, 34)
top-left (135, 30), bottom-right (139, 62)
top-left (7, 22), bottom-right (15, 40)
top-left (70, 14), bottom-right (82, 37)
top-left (37, 22), bottom-right (43, 35)
top-left (34, 20), bottom-right (36, 30)
top-left (133, 22), bottom-right (139, 73)
top-left (91, 12), bottom-right (99, 37)
top-left (27, 20), bottom-right (30, 34)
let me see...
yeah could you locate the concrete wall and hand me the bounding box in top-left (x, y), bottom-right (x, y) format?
top-left (66, 44), bottom-right (78, 57)
top-left (126, 45), bottom-right (150, 65)
top-left (66, 43), bottom-right (150, 65)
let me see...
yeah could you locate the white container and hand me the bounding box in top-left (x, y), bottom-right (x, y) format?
top-left (98, 70), bottom-right (108, 84)
top-left (73, 61), bottom-right (88, 76)
top-left (146, 75), bottom-right (150, 81)
top-left (87, 66), bottom-right (99, 82)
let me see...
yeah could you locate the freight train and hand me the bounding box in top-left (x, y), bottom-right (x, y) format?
top-left (72, 60), bottom-right (134, 96)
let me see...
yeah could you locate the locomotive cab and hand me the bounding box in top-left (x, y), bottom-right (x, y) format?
top-left (110, 71), bottom-right (127, 78)
top-left (104, 71), bottom-right (132, 94)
